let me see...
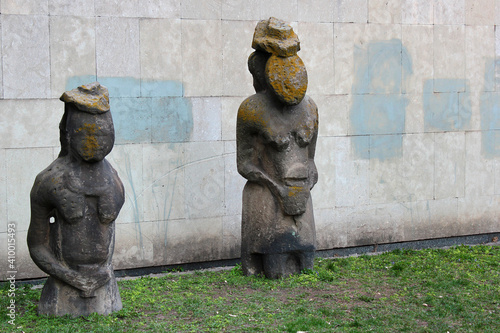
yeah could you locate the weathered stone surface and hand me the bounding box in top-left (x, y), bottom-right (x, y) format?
top-left (252, 17), bottom-right (300, 57)
top-left (237, 19), bottom-right (318, 279)
top-left (265, 54), bottom-right (308, 106)
top-left (28, 82), bottom-right (124, 316)
top-left (60, 82), bottom-right (110, 114)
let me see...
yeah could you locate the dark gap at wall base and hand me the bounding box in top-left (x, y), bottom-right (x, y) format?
top-left (9, 232), bottom-right (500, 286)
top-left (316, 232), bottom-right (500, 258)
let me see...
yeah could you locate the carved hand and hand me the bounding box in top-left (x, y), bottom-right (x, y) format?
top-left (80, 266), bottom-right (112, 298)
top-left (65, 266), bottom-right (112, 298)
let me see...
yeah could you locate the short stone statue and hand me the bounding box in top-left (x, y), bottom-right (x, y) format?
top-left (237, 18), bottom-right (319, 279)
top-left (28, 82), bottom-right (125, 316)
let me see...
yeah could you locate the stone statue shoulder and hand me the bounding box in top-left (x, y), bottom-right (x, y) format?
top-left (295, 95), bottom-right (318, 126)
top-left (31, 157), bottom-right (68, 206)
top-left (30, 157), bottom-right (84, 223)
top-left (303, 95), bottom-right (318, 119)
top-left (31, 157), bottom-right (124, 224)
top-left (237, 93), bottom-right (271, 132)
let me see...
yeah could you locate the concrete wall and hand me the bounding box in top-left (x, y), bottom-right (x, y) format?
top-left (1, 0), bottom-right (500, 280)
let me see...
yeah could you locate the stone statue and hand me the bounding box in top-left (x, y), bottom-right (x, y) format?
top-left (28, 82), bottom-right (124, 316)
top-left (237, 18), bottom-right (319, 279)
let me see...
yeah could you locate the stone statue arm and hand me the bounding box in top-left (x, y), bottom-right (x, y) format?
top-left (237, 140), bottom-right (274, 185)
top-left (237, 109), bottom-right (286, 199)
top-left (28, 187), bottom-right (111, 297)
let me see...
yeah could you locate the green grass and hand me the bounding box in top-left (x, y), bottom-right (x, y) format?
top-left (1, 245), bottom-right (499, 332)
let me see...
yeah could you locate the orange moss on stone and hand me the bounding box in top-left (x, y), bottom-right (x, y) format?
top-left (238, 99), bottom-right (272, 134)
top-left (60, 82), bottom-right (110, 114)
top-left (252, 17), bottom-right (300, 57)
top-left (287, 186), bottom-right (304, 197)
top-left (265, 55), bottom-right (307, 105)
top-left (76, 123), bottom-right (99, 160)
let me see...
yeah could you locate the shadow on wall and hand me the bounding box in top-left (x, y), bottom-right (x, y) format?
top-left (67, 76), bottom-right (193, 144)
top-left (350, 40), bottom-right (500, 161)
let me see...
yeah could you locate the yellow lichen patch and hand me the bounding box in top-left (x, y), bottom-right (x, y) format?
top-left (76, 123), bottom-right (99, 160)
top-left (287, 186), bottom-right (304, 197)
top-left (238, 105), bottom-right (269, 130)
top-left (252, 17), bottom-right (300, 57)
top-left (60, 82), bottom-right (110, 114)
top-left (265, 54), bottom-right (307, 105)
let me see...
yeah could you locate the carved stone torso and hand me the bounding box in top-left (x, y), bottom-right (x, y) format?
top-left (254, 95), bottom-right (316, 181)
top-left (35, 157), bottom-right (124, 268)
top-left (239, 93), bottom-right (318, 214)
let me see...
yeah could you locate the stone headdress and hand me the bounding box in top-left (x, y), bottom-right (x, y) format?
top-left (58, 82), bottom-right (110, 157)
top-left (60, 82), bottom-right (110, 114)
top-left (250, 17), bottom-right (308, 105)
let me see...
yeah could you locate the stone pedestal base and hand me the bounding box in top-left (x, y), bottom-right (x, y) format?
top-left (38, 275), bottom-right (122, 317)
top-left (242, 251), bottom-right (315, 279)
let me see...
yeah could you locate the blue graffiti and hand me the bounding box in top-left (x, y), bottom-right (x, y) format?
top-left (151, 98), bottom-right (193, 143)
top-left (66, 76), bottom-right (193, 144)
top-left (370, 134), bottom-right (403, 161)
top-left (481, 94), bottom-right (500, 157)
top-left (481, 60), bottom-right (500, 158)
top-left (423, 79), bottom-right (471, 132)
top-left (111, 97), bottom-right (152, 143)
top-left (350, 39), bottom-right (412, 160)
top-left (483, 59), bottom-right (498, 92)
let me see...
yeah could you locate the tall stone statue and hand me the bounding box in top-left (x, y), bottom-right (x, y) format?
top-left (237, 18), bottom-right (319, 279)
top-left (28, 82), bottom-right (125, 316)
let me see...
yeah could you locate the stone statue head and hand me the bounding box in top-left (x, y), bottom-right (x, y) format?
top-left (248, 51), bottom-right (270, 93)
top-left (251, 17), bottom-right (308, 105)
top-left (58, 82), bottom-right (114, 162)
